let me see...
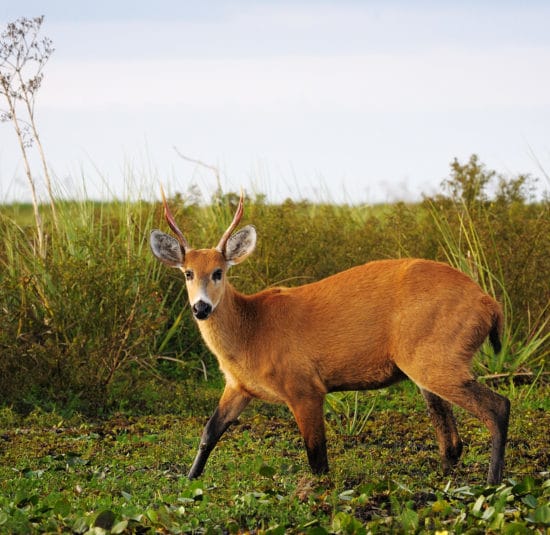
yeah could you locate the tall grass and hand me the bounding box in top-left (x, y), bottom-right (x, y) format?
top-left (1, 198), bottom-right (183, 413)
top-left (429, 200), bottom-right (549, 378)
top-left (1, 158), bottom-right (548, 415)
top-left (325, 390), bottom-right (382, 436)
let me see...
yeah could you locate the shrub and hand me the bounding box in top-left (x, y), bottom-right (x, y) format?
top-left (0, 155), bottom-right (548, 415)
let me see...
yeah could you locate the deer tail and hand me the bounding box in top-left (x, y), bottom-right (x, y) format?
top-left (488, 302), bottom-right (504, 354)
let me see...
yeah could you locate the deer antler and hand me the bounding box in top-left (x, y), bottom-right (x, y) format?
top-left (160, 184), bottom-right (190, 251)
top-left (216, 191), bottom-right (244, 252)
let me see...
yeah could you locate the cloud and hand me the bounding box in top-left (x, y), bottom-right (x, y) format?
top-left (32, 2), bottom-right (550, 116)
top-left (3, 2), bottom-right (550, 203)
top-left (41, 45), bottom-right (550, 114)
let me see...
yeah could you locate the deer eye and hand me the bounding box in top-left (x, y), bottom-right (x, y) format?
top-left (212, 268), bottom-right (223, 282)
top-left (184, 269), bottom-right (194, 281)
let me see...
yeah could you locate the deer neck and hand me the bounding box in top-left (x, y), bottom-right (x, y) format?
top-left (196, 283), bottom-right (254, 361)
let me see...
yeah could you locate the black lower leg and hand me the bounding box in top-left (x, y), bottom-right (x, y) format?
top-left (448, 380), bottom-right (510, 485)
top-left (487, 394), bottom-right (510, 485)
top-left (188, 407), bottom-right (233, 479)
top-left (306, 438), bottom-right (329, 475)
top-left (290, 395), bottom-right (329, 475)
top-left (422, 389), bottom-right (462, 473)
top-left (188, 388), bottom-right (251, 479)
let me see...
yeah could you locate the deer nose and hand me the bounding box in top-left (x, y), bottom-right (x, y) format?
top-left (192, 300), bottom-right (213, 320)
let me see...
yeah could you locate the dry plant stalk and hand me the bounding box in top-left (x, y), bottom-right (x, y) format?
top-left (0, 16), bottom-right (57, 256)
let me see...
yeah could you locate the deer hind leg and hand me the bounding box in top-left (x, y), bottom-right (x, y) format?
top-left (288, 394), bottom-right (329, 475)
top-left (419, 378), bottom-right (510, 485)
top-left (421, 389), bottom-right (463, 474)
top-left (188, 385), bottom-right (251, 479)
top-left (451, 380), bottom-right (510, 485)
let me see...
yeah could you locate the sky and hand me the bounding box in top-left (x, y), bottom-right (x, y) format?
top-left (1, 1), bottom-right (549, 204)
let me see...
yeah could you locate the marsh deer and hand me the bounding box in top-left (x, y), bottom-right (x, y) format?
top-left (150, 191), bottom-right (510, 484)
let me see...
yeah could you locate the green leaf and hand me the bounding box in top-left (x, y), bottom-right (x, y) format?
top-left (111, 520), bottom-right (129, 534)
top-left (331, 511), bottom-right (366, 534)
top-left (72, 516), bottom-right (90, 534)
top-left (512, 476), bottom-right (536, 495)
top-left (533, 504), bottom-right (550, 525)
top-left (53, 498), bottom-right (71, 517)
top-left (15, 492), bottom-right (39, 507)
top-left (472, 494), bottom-right (486, 515)
top-left (94, 509), bottom-right (116, 530)
top-left (192, 487), bottom-right (204, 501)
top-left (259, 463), bottom-right (276, 477)
top-left (400, 508), bottom-right (419, 532)
top-left (305, 527), bottom-right (330, 535)
top-left (226, 520), bottom-right (240, 534)
top-left (502, 522), bottom-right (531, 535)
top-left (521, 494), bottom-right (538, 508)
top-left (431, 499), bottom-right (451, 514)
top-left (338, 489), bottom-right (355, 501)
top-left (146, 508), bottom-right (158, 523)
top-left (488, 511), bottom-right (505, 530)
top-left (22, 467), bottom-right (45, 479)
top-left (482, 505), bottom-right (495, 521)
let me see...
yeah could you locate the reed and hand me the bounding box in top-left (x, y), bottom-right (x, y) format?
top-left (0, 163), bottom-right (548, 415)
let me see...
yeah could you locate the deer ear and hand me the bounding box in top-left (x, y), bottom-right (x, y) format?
top-left (224, 225), bottom-right (256, 265)
top-left (150, 230), bottom-right (185, 267)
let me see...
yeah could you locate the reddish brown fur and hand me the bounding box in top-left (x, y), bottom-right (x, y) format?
top-left (197, 259), bottom-right (500, 401)
top-left (150, 206), bottom-right (510, 485)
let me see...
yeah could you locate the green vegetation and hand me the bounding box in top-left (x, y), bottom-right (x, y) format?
top-left (1, 155), bottom-right (549, 532)
top-left (1, 155), bottom-right (547, 414)
top-left (0, 386), bottom-right (548, 533)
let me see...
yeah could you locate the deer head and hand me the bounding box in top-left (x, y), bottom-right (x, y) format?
top-left (150, 189), bottom-right (256, 320)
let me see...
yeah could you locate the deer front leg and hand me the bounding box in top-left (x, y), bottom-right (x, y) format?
top-left (289, 394), bottom-right (329, 474)
top-left (188, 385), bottom-right (251, 479)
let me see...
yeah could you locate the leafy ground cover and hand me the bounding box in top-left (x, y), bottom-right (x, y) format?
top-left (1, 382), bottom-right (549, 533)
top-left (1, 156), bottom-right (548, 532)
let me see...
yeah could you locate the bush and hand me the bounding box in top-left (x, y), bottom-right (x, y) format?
top-left (0, 156), bottom-right (548, 415)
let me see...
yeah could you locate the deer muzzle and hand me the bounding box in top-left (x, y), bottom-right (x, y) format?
top-left (193, 300), bottom-right (213, 320)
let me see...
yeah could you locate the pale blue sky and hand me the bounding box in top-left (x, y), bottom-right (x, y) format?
top-left (1, 1), bottom-right (549, 203)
